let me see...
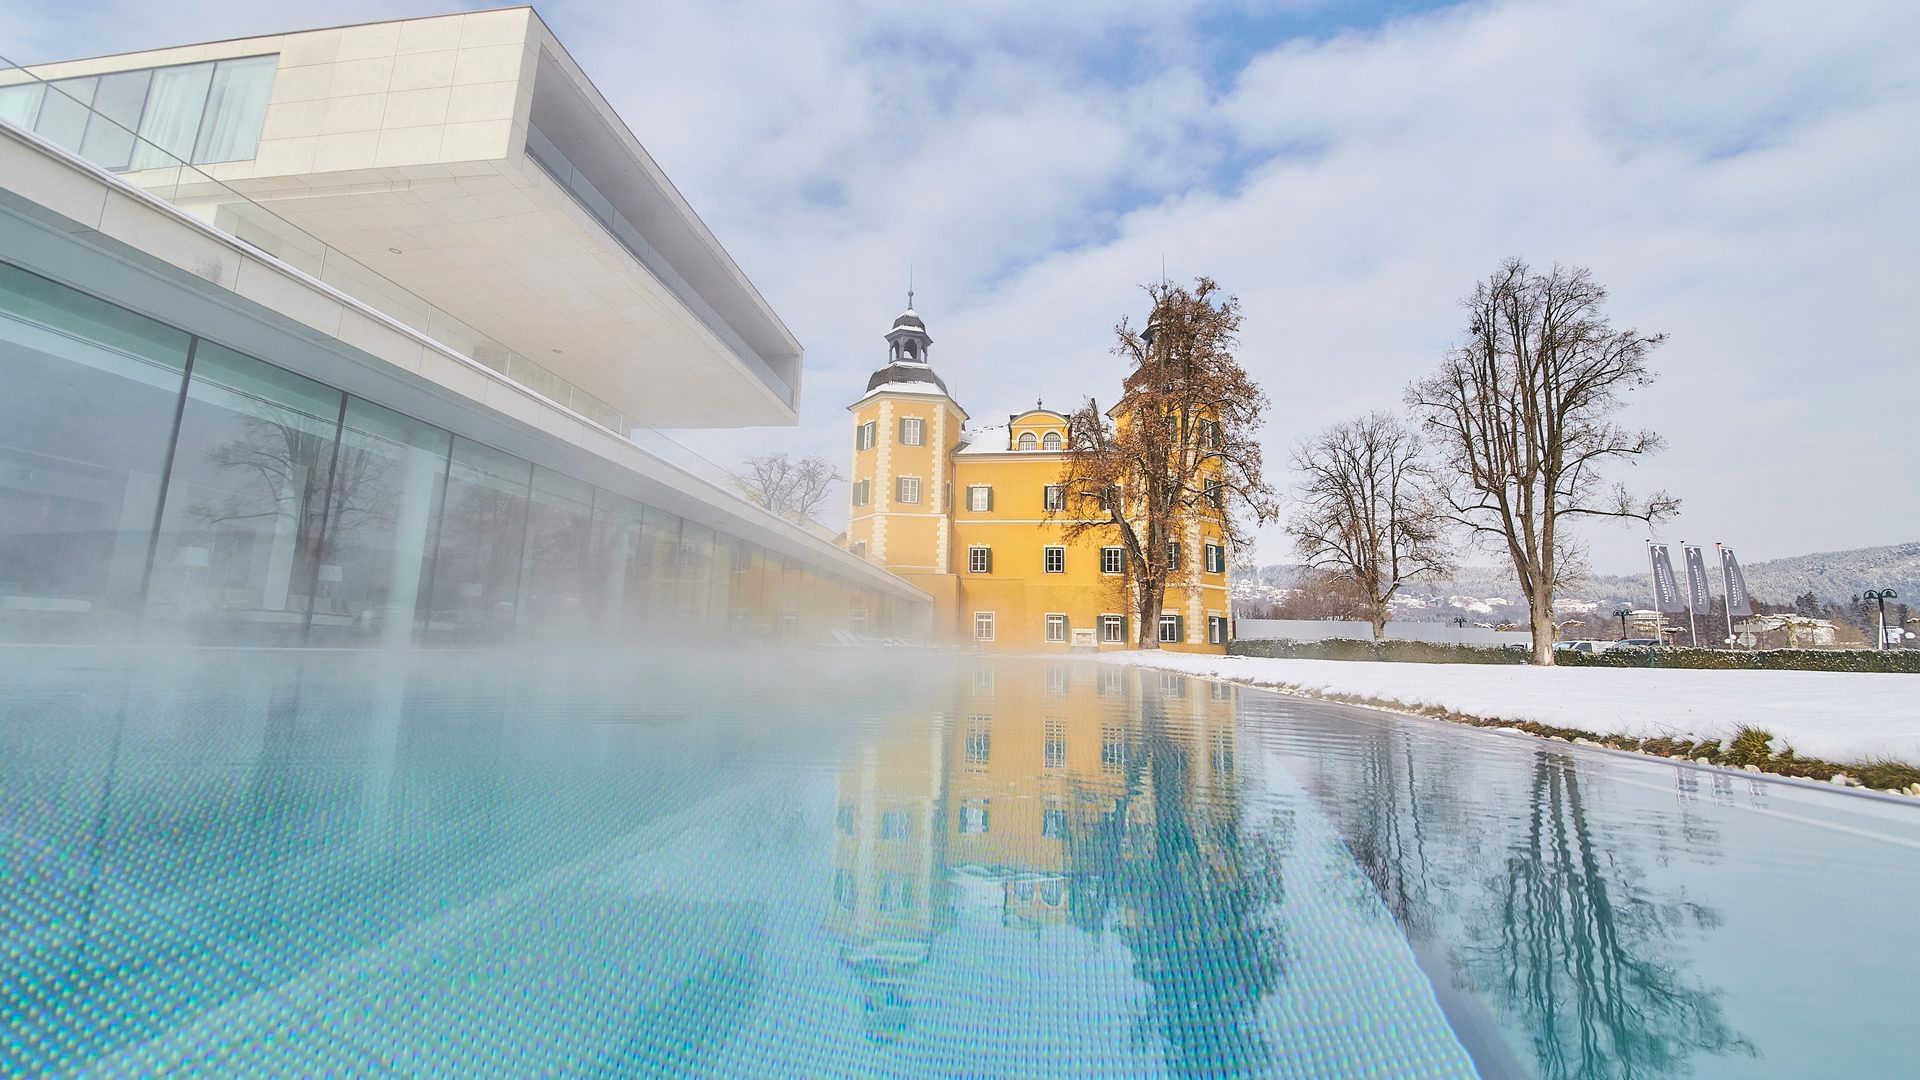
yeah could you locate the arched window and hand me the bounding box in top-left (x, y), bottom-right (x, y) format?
top-left (1018, 432), bottom-right (1037, 450)
top-left (1042, 431), bottom-right (1062, 451)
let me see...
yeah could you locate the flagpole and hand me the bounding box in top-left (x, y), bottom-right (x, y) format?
top-left (1717, 542), bottom-right (1736, 649)
top-left (1681, 540), bottom-right (1699, 647)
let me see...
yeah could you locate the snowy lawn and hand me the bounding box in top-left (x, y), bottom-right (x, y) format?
top-left (1099, 652), bottom-right (1920, 765)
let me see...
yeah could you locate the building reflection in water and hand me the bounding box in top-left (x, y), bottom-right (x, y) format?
top-left (826, 660), bottom-right (1284, 1069)
top-left (829, 661), bottom-right (1757, 1079)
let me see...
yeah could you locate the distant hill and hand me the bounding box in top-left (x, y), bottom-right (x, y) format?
top-left (1238, 541), bottom-right (1920, 615)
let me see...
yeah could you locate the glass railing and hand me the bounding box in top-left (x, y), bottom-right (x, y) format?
top-left (0, 52), bottom-right (771, 507)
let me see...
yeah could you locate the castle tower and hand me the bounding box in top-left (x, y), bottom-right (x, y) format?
top-left (848, 302), bottom-right (966, 627)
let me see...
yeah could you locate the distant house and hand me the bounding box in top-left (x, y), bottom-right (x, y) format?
top-left (1734, 615), bottom-right (1837, 649)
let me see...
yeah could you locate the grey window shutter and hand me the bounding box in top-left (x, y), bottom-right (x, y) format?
top-left (986, 487), bottom-right (994, 511)
top-left (984, 548), bottom-right (992, 573)
top-left (1176, 615), bottom-right (1186, 641)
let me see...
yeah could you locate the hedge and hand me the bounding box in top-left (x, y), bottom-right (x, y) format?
top-left (1229, 639), bottom-right (1529, 665)
top-left (1559, 646), bottom-right (1920, 674)
top-left (1230, 638), bottom-right (1920, 673)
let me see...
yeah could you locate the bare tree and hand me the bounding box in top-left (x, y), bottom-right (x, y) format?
top-left (1408, 259), bottom-right (1679, 665)
top-left (1287, 412), bottom-right (1452, 639)
top-left (735, 452), bottom-right (841, 523)
top-left (1058, 277), bottom-right (1279, 648)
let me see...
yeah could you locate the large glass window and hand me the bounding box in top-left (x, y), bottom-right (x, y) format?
top-left (33, 77), bottom-right (95, 154)
top-left (192, 57), bottom-right (276, 164)
top-left (520, 467), bottom-right (595, 639)
top-left (130, 63), bottom-right (215, 170)
top-left (636, 506), bottom-right (682, 635)
top-left (78, 70), bottom-right (151, 170)
top-left (585, 488), bottom-right (645, 639)
top-left (0, 263), bottom-right (191, 640)
top-left (2, 55), bottom-right (277, 172)
top-left (307, 398), bottom-right (449, 647)
top-left (426, 438), bottom-right (531, 641)
top-left (675, 522), bottom-right (715, 633)
top-left (145, 342), bottom-right (343, 643)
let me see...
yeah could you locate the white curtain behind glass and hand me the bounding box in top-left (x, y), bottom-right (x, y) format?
top-left (191, 56), bottom-right (275, 164)
top-left (130, 63), bottom-right (213, 170)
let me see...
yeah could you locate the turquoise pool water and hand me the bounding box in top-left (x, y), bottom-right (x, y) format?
top-left (3, 649), bottom-right (1916, 1077)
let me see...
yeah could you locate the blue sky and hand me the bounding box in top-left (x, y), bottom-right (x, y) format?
top-left (6, 0), bottom-right (1917, 575)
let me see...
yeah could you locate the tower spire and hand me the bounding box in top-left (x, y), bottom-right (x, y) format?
top-left (907, 263), bottom-right (914, 310)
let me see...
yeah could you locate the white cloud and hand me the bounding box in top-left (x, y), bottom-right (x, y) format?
top-left (7, 0), bottom-right (1915, 574)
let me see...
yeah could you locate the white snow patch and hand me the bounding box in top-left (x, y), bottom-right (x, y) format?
top-left (1099, 652), bottom-right (1920, 764)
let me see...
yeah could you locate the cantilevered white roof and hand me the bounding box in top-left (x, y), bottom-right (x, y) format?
top-left (7, 7), bottom-right (803, 428)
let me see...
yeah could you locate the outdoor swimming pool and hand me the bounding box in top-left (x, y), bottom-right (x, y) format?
top-left (3, 648), bottom-right (1915, 1077)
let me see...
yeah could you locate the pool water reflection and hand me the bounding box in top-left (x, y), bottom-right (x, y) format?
top-left (2, 650), bottom-right (1915, 1076)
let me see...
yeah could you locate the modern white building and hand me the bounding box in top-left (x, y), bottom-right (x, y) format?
top-left (0, 8), bottom-right (927, 645)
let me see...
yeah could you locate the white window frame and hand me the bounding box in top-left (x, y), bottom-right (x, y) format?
top-left (1043, 485), bottom-right (1065, 511)
top-left (1044, 613), bottom-right (1068, 642)
top-left (1205, 542), bottom-right (1225, 574)
top-left (851, 479), bottom-right (870, 507)
top-left (1208, 615), bottom-right (1228, 644)
top-left (900, 416), bottom-right (925, 445)
top-left (1043, 546), bottom-right (1065, 574)
top-left (1158, 614), bottom-right (1182, 643)
top-left (967, 484), bottom-right (992, 512)
top-left (856, 421), bottom-right (876, 451)
top-left (1100, 614), bottom-right (1126, 643)
top-left (968, 546), bottom-right (992, 574)
top-left (1166, 540), bottom-right (1181, 570)
top-left (1042, 431), bottom-right (1062, 451)
top-left (896, 476), bottom-right (921, 504)
top-left (1018, 431), bottom-right (1038, 450)
top-left (1101, 547), bottom-right (1125, 575)
top-left (974, 611), bottom-right (995, 641)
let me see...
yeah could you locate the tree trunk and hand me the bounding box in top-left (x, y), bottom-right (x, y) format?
top-left (1137, 578), bottom-right (1164, 649)
top-left (1530, 595), bottom-right (1557, 666)
top-left (1371, 607), bottom-right (1387, 641)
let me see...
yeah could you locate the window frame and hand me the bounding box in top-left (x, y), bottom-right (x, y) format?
top-left (1099, 614), bottom-right (1126, 643)
top-left (1101, 547), bottom-right (1125, 575)
top-left (1043, 546), bottom-right (1065, 574)
top-left (967, 484), bottom-right (993, 512)
top-left (856, 420), bottom-right (876, 451)
top-left (895, 475), bottom-right (921, 504)
top-left (1205, 542), bottom-right (1225, 574)
top-left (1042, 484), bottom-right (1065, 511)
top-left (899, 416), bottom-right (925, 446)
top-left (968, 545), bottom-right (992, 574)
top-left (1044, 613), bottom-right (1068, 642)
top-left (1017, 431), bottom-right (1038, 450)
top-left (973, 611), bottom-right (995, 641)
top-left (1158, 613), bottom-right (1183, 643)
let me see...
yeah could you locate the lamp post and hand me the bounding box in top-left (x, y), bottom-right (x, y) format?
top-left (1613, 607), bottom-right (1630, 639)
top-left (1861, 589), bottom-right (1898, 650)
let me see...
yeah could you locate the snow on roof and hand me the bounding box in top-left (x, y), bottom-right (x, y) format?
top-left (955, 424), bottom-right (1010, 454)
top-left (856, 380), bottom-right (947, 405)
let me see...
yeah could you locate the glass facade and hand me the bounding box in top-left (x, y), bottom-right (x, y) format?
top-left (0, 55), bottom-right (276, 170)
top-left (0, 261), bottom-right (916, 645)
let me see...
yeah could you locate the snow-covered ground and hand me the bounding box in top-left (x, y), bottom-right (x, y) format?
top-left (1099, 652), bottom-right (1920, 764)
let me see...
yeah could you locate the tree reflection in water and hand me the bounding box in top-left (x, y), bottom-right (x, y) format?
top-left (1107, 683), bottom-right (1287, 1077)
top-left (1461, 754), bottom-right (1755, 1079)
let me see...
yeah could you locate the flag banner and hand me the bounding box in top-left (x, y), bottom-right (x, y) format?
top-left (1683, 545), bottom-right (1713, 613)
top-left (1649, 544), bottom-right (1684, 614)
top-left (1720, 547), bottom-right (1753, 617)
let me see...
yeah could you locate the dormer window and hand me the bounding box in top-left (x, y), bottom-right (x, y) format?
top-left (1018, 432), bottom-right (1037, 450)
top-left (1042, 431), bottom-right (1062, 451)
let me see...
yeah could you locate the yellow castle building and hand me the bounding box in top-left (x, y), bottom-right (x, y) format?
top-left (845, 304), bottom-right (1232, 652)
